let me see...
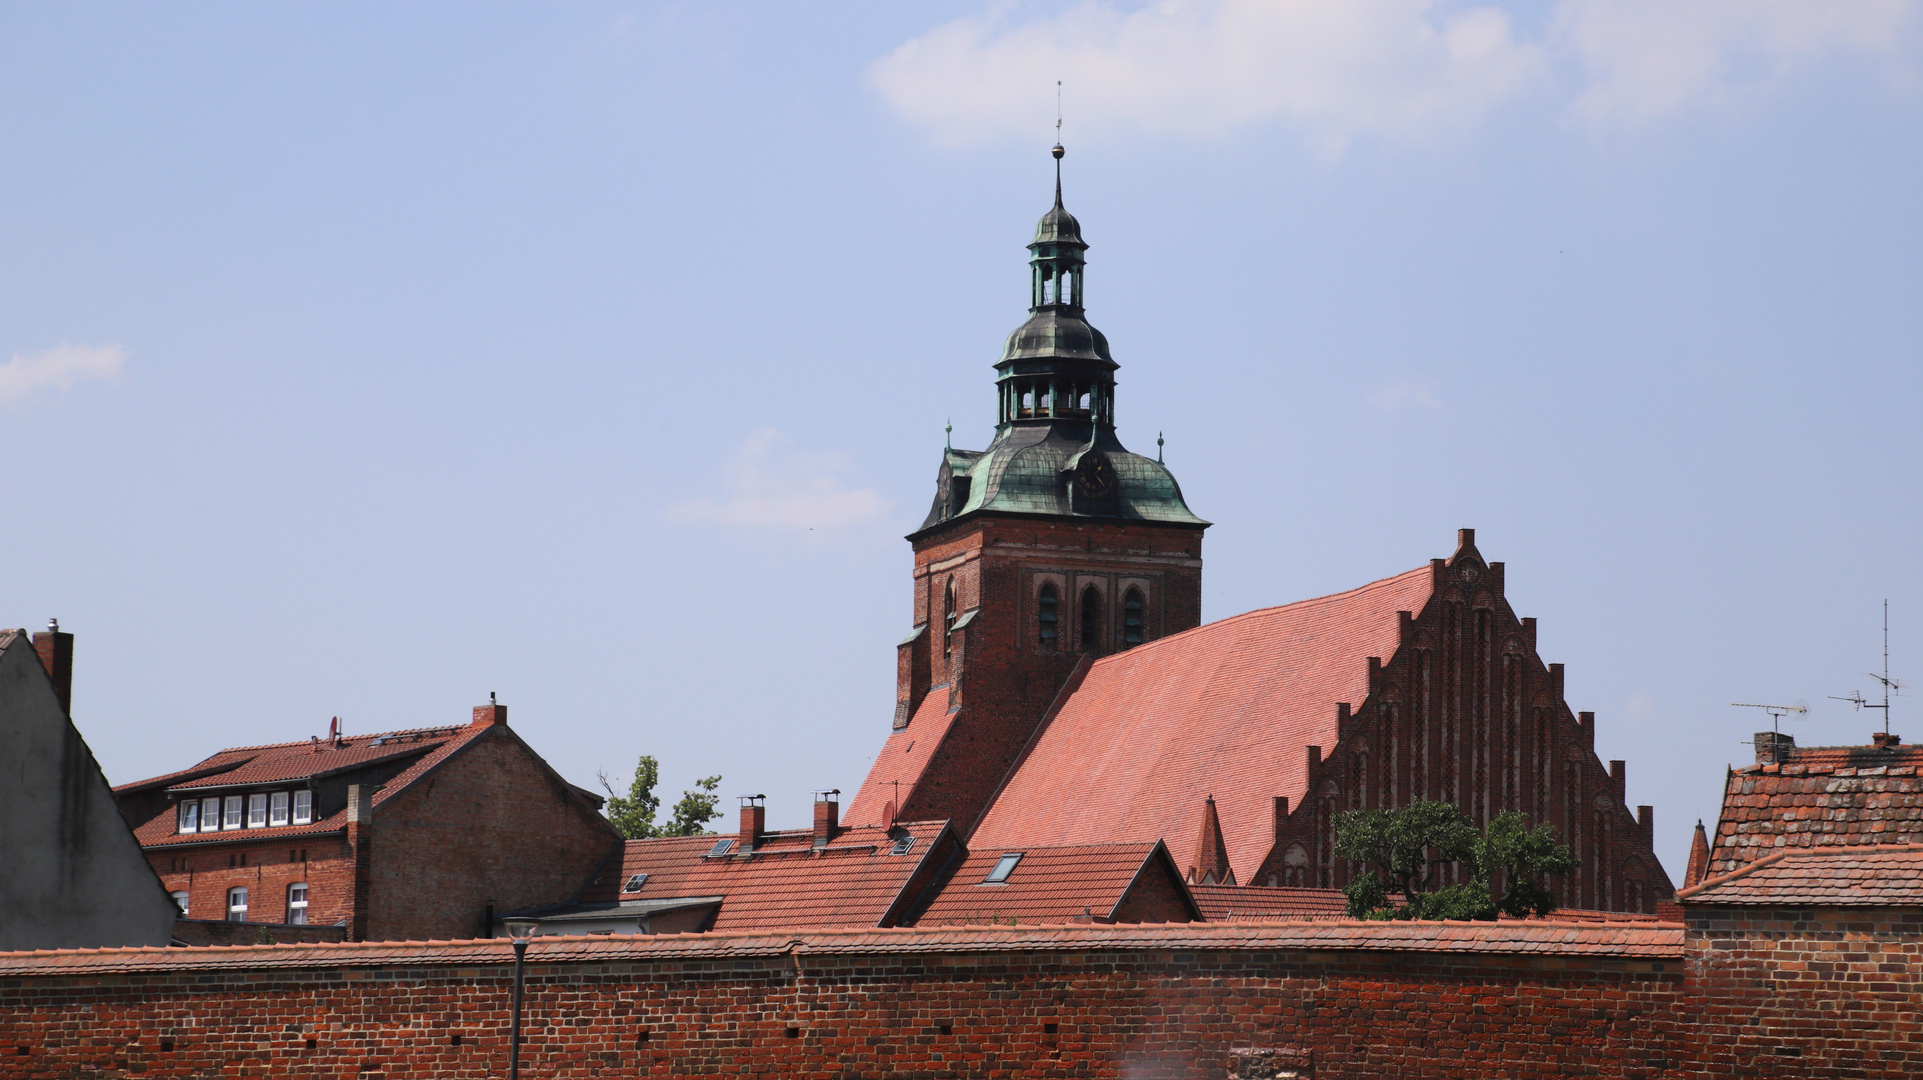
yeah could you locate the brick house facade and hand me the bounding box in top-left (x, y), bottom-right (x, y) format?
top-left (114, 703), bottom-right (620, 941)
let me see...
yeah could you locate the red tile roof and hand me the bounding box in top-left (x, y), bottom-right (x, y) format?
top-left (125, 724), bottom-right (493, 848)
top-left (0, 919), bottom-right (1683, 975)
top-left (1188, 885), bottom-right (1349, 920)
top-left (914, 842), bottom-right (1189, 926)
top-left (567, 821), bottom-right (954, 932)
top-left (970, 566), bottom-right (1434, 884)
top-left (843, 692), bottom-right (957, 828)
top-left (1679, 843), bottom-right (1923, 906)
top-left (1710, 745), bottom-right (1923, 877)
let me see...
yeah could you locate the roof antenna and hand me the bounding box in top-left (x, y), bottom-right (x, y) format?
top-left (1830, 600), bottom-right (1903, 737)
top-left (1053, 81), bottom-right (1065, 202)
top-left (490, 690), bottom-right (497, 705)
top-left (1731, 701), bottom-right (1807, 740)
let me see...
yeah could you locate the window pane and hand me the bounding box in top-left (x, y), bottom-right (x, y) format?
top-left (247, 794), bottom-right (267, 827)
top-left (269, 792), bottom-right (289, 827)
top-left (223, 796), bottom-right (243, 829)
top-left (985, 852), bottom-right (1024, 883)
top-left (292, 790), bottom-right (313, 825)
top-left (287, 883), bottom-right (308, 925)
top-left (227, 887), bottom-right (248, 922)
top-left (171, 891), bottom-right (190, 915)
top-left (178, 801), bottom-right (199, 833)
top-left (201, 798), bottom-right (222, 832)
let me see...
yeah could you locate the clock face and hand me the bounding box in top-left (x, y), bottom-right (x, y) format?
top-left (1074, 453), bottom-right (1116, 498)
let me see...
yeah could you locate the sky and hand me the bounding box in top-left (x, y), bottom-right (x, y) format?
top-left (2, 1), bottom-right (1919, 879)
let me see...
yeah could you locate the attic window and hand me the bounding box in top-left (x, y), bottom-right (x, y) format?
top-left (983, 852), bottom-right (1024, 884)
top-left (889, 835), bottom-right (916, 856)
top-left (623, 873), bottom-right (649, 893)
top-left (706, 838), bottom-right (737, 858)
top-left (292, 790), bottom-right (313, 825)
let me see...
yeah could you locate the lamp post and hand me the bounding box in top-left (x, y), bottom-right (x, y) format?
top-left (503, 918), bottom-right (539, 1080)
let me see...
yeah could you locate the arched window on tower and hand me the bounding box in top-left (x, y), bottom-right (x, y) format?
top-left (1080, 585), bottom-right (1102, 651)
top-left (1038, 584), bottom-right (1059, 648)
top-left (1122, 588), bottom-right (1145, 648)
top-left (943, 580), bottom-right (956, 659)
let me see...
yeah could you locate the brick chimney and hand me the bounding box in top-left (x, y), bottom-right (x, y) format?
top-left (345, 784), bottom-right (375, 941)
top-left (1754, 731), bottom-right (1795, 765)
top-left (812, 790), bottom-right (841, 849)
top-left (1872, 731), bottom-right (1903, 749)
top-left (473, 693), bottom-right (506, 727)
top-left (31, 619), bottom-right (73, 715)
top-left (739, 795), bottom-right (766, 853)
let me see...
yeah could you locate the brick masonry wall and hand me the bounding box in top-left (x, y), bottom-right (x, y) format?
top-left (0, 926), bottom-right (1687, 1080)
top-left (365, 727), bottom-right (622, 942)
top-left (154, 837), bottom-right (352, 928)
top-left (895, 515), bottom-right (1204, 836)
top-left (1685, 904), bottom-right (1923, 1079)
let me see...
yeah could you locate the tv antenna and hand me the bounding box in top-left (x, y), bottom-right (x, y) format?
top-left (1829, 600), bottom-right (1903, 736)
top-left (1731, 701), bottom-right (1807, 738)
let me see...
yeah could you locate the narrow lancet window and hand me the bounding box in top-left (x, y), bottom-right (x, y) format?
top-left (1123, 588), bottom-right (1145, 648)
top-left (1038, 584), bottom-right (1059, 648)
top-left (1080, 585), bottom-right (1101, 651)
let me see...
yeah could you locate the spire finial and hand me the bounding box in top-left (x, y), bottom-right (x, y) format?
top-left (1157, 431), bottom-right (1164, 463)
top-left (945, 418), bottom-right (952, 449)
top-left (1052, 81), bottom-right (1065, 204)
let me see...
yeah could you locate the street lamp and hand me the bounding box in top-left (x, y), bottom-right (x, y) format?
top-left (504, 918), bottom-right (540, 1080)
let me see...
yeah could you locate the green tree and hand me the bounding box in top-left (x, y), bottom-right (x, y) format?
top-left (599, 756), bottom-right (725, 840)
top-left (1334, 800), bottom-right (1576, 921)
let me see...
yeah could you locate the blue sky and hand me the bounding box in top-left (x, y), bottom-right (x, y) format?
top-left (3, 2), bottom-right (1919, 877)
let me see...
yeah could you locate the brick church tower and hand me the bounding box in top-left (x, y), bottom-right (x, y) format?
top-left (844, 148), bottom-right (1208, 837)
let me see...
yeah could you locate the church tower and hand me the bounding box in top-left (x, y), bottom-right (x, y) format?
top-left (845, 148), bottom-right (1208, 837)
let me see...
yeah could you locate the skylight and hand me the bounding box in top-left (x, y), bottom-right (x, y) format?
top-left (706, 838), bottom-right (737, 858)
top-left (623, 873), bottom-right (649, 893)
top-left (889, 835), bottom-right (916, 856)
top-left (983, 852), bottom-right (1023, 884)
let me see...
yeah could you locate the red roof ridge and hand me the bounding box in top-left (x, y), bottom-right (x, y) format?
top-left (1084, 564), bottom-right (1432, 669)
top-left (1677, 842), bottom-right (1923, 900)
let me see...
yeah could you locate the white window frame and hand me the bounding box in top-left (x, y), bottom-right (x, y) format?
top-left (178, 801), bottom-right (199, 834)
top-left (222, 796), bottom-right (244, 829)
top-left (200, 797), bottom-right (222, 832)
top-left (247, 793), bottom-right (268, 828)
top-left (171, 890), bottom-right (190, 915)
top-left (269, 791), bottom-right (290, 827)
top-left (226, 886), bottom-right (248, 922)
top-left (292, 789), bottom-right (313, 825)
top-left (287, 882), bottom-right (309, 925)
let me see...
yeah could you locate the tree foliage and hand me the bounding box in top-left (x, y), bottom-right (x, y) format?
top-left (1334, 800), bottom-right (1578, 921)
top-left (599, 755), bottom-right (724, 840)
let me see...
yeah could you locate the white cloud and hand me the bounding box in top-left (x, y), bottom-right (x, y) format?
top-left (665, 428), bottom-right (891, 533)
top-left (0, 343), bottom-right (126, 407)
top-left (1627, 693), bottom-right (1658, 721)
top-left (871, 0), bottom-right (1921, 146)
top-left (870, 0), bottom-right (1547, 150)
top-left (1557, 0), bottom-right (1920, 124)
top-left (1366, 378), bottom-right (1443, 412)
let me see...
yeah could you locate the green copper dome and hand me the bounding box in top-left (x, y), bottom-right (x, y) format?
top-left (913, 152), bottom-right (1207, 539)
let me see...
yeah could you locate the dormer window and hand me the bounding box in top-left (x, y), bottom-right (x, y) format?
top-left (293, 790), bottom-right (313, 824)
top-left (200, 797), bottom-right (221, 832)
top-left (178, 800), bottom-right (199, 834)
top-left (269, 791), bottom-right (290, 827)
top-left (1038, 584), bottom-right (1059, 648)
top-left (247, 793), bottom-right (268, 828)
top-left (222, 796), bottom-right (244, 830)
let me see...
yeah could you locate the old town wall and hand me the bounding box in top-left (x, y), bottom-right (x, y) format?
top-left (0, 923), bottom-right (1687, 1080)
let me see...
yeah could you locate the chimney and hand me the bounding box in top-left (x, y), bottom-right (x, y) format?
top-left (739, 795), bottom-right (766, 852)
top-left (812, 790), bottom-right (840, 849)
top-left (1609, 760), bottom-right (1627, 801)
top-left (345, 784), bottom-right (375, 941)
top-left (1754, 731), bottom-right (1795, 765)
top-left (473, 692), bottom-right (507, 727)
top-left (32, 619), bottom-right (73, 715)
top-left (1872, 731), bottom-right (1903, 750)
top-left (1636, 804), bottom-right (1654, 846)
top-left (1577, 709), bottom-right (1595, 749)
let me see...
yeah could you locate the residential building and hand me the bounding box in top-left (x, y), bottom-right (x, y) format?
top-left (114, 702), bottom-right (620, 941)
